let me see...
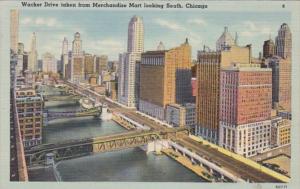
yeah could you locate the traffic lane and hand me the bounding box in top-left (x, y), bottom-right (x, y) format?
top-left (177, 137), bottom-right (281, 182)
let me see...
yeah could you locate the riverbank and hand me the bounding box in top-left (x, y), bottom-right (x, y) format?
top-left (162, 148), bottom-right (212, 182)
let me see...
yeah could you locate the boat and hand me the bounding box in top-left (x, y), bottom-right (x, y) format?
top-left (79, 98), bottom-right (94, 109)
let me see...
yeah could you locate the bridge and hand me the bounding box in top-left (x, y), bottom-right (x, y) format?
top-left (43, 94), bottom-right (81, 102)
top-left (43, 107), bottom-right (102, 124)
top-left (25, 130), bottom-right (183, 166)
top-left (60, 80), bottom-right (290, 183)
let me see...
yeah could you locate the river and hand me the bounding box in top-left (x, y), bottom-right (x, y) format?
top-left (28, 86), bottom-right (205, 182)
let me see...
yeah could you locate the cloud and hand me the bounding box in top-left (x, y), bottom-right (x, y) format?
top-left (154, 18), bottom-right (185, 31)
top-left (187, 18), bottom-right (206, 26)
top-left (240, 21), bottom-right (273, 37)
top-left (21, 17), bottom-right (60, 27)
top-left (88, 38), bottom-right (124, 59)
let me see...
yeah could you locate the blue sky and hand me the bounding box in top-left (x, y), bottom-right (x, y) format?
top-left (19, 10), bottom-right (290, 60)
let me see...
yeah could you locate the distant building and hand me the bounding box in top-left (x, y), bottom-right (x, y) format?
top-left (42, 52), bottom-right (57, 73)
top-left (266, 56), bottom-right (291, 112)
top-left (10, 9), bottom-right (19, 53)
top-left (71, 32), bottom-right (84, 83)
top-left (263, 39), bottom-right (275, 58)
top-left (275, 23), bottom-right (292, 59)
top-left (139, 39), bottom-right (192, 120)
top-left (61, 37), bottom-right (69, 78)
top-left (271, 117), bottom-right (291, 147)
top-left (196, 44), bottom-right (252, 143)
top-left (216, 27), bottom-right (237, 51)
top-left (28, 32), bottom-right (38, 72)
top-left (84, 53), bottom-right (94, 79)
top-left (16, 88), bottom-right (43, 147)
top-left (118, 16), bottom-right (144, 108)
top-left (95, 55), bottom-right (108, 74)
top-left (219, 64), bottom-right (272, 157)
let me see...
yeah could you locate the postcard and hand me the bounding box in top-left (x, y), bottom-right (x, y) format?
top-left (0, 1), bottom-right (299, 189)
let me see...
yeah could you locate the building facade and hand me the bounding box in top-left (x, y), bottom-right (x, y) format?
top-left (61, 37), bottom-right (69, 78)
top-left (166, 103), bottom-right (196, 130)
top-left (139, 40), bottom-right (192, 120)
top-left (196, 44), bottom-right (252, 143)
top-left (219, 64), bottom-right (272, 157)
top-left (275, 23), bottom-right (292, 59)
top-left (263, 39), bottom-right (275, 58)
top-left (84, 53), bottom-right (95, 79)
top-left (271, 117), bottom-right (291, 148)
top-left (71, 32), bottom-right (84, 83)
top-left (10, 9), bottom-right (19, 53)
top-left (42, 52), bottom-right (57, 73)
top-left (118, 16), bottom-right (144, 108)
top-left (28, 32), bottom-right (38, 72)
top-left (267, 56), bottom-right (291, 112)
top-left (16, 88), bottom-right (43, 148)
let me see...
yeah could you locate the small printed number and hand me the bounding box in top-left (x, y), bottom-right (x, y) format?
top-left (275, 185), bottom-right (287, 189)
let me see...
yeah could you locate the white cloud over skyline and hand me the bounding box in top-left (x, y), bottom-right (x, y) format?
top-left (19, 11), bottom-right (290, 61)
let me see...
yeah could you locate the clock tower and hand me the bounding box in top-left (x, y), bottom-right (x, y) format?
top-left (72, 32), bottom-right (82, 56)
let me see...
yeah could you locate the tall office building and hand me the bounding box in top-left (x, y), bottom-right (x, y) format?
top-left (219, 64), bottom-right (272, 157)
top-left (28, 32), bottom-right (38, 72)
top-left (10, 9), bottom-right (19, 53)
top-left (61, 37), bottom-right (68, 78)
top-left (16, 43), bottom-right (24, 75)
top-left (275, 23), bottom-right (292, 59)
top-left (118, 16), bottom-right (144, 108)
top-left (196, 42), bottom-right (252, 143)
top-left (71, 32), bottom-right (84, 83)
top-left (84, 53), bottom-right (94, 79)
top-left (42, 52), bottom-right (57, 73)
top-left (95, 55), bottom-right (108, 74)
top-left (139, 40), bottom-right (192, 120)
top-left (263, 39), bottom-right (275, 58)
top-left (267, 56), bottom-right (291, 112)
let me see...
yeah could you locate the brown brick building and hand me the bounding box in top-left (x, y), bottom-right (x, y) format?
top-left (16, 88), bottom-right (43, 148)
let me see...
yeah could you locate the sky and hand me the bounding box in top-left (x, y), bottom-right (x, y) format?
top-left (19, 10), bottom-right (290, 61)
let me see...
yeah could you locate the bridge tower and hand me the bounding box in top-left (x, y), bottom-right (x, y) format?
top-left (100, 104), bottom-right (112, 120)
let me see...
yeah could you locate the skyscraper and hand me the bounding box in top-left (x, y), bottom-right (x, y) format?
top-left (127, 16), bottom-right (144, 53)
top-left (42, 52), bottom-right (57, 73)
top-left (84, 53), bottom-right (94, 79)
top-left (263, 39), bottom-right (275, 58)
top-left (139, 40), bottom-right (192, 120)
top-left (219, 64), bottom-right (272, 157)
top-left (28, 32), bottom-right (38, 72)
top-left (10, 9), bottom-right (19, 53)
top-left (267, 56), bottom-right (291, 112)
top-left (71, 32), bottom-right (84, 83)
top-left (61, 37), bottom-right (68, 78)
top-left (275, 23), bottom-right (292, 59)
top-left (118, 16), bottom-right (144, 108)
top-left (196, 42), bottom-right (251, 143)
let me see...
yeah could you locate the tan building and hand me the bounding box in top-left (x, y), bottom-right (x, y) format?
top-left (267, 56), bottom-right (291, 112)
top-left (84, 53), bottom-right (94, 79)
top-left (16, 88), bottom-right (43, 148)
top-left (95, 55), bottom-right (108, 74)
top-left (10, 9), bottom-right (19, 53)
top-left (271, 117), bottom-right (291, 147)
top-left (139, 39), bottom-right (192, 120)
top-left (196, 45), bottom-right (251, 143)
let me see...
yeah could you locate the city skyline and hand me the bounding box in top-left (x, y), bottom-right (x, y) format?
top-left (19, 10), bottom-right (290, 60)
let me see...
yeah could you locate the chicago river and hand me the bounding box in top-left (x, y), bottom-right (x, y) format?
top-left (28, 86), bottom-right (204, 182)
